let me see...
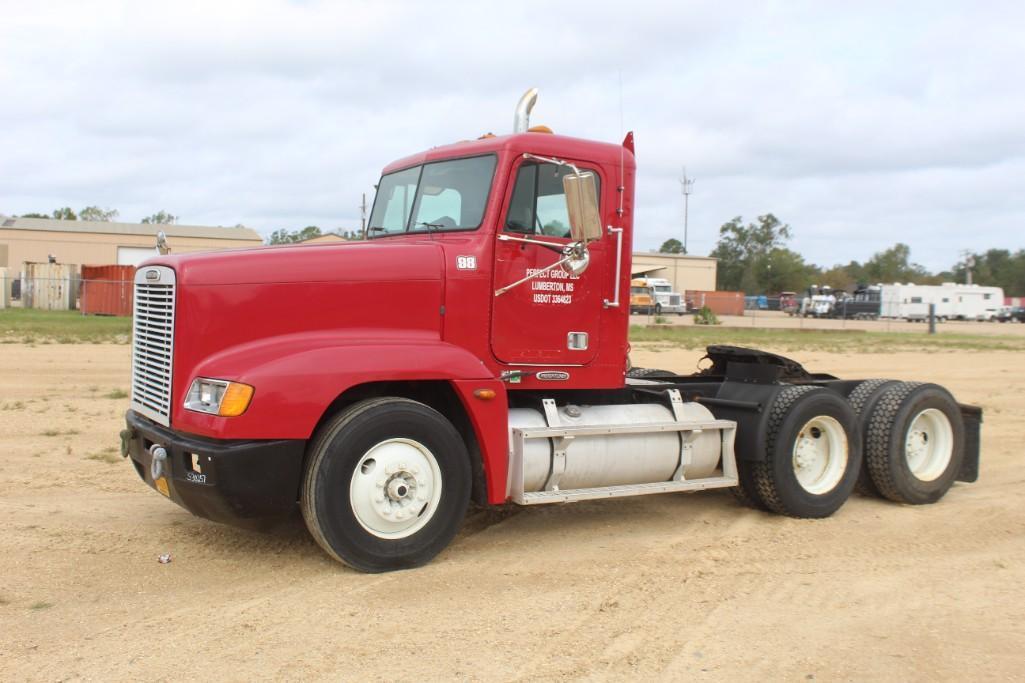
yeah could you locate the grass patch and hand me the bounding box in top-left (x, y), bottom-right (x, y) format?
top-left (0, 309), bottom-right (131, 344)
top-left (40, 428), bottom-right (79, 437)
top-left (1, 401), bottom-right (26, 411)
top-left (86, 448), bottom-right (121, 464)
top-left (104, 388), bottom-right (129, 399)
top-left (629, 325), bottom-right (1025, 353)
top-left (29, 601), bottom-right (53, 610)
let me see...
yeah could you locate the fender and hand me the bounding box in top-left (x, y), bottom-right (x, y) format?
top-left (172, 330), bottom-right (494, 440)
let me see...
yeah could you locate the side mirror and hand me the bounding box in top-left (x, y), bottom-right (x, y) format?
top-left (563, 171), bottom-right (603, 243)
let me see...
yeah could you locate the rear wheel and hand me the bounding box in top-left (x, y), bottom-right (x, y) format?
top-left (751, 386), bottom-right (860, 518)
top-left (301, 397), bottom-right (471, 572)
top-left (864, 383), bottom-right (964, 504)
top-left (846, 379), bottom-right (901, 497)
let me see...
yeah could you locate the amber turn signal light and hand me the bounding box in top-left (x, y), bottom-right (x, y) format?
top-left (473, 389), bottom-right (497, 401)
top-left (219, 382), bottom-right (255, 416)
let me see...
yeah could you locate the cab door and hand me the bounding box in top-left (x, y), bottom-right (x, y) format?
top-left (490, 158), bottom-right (605, 365)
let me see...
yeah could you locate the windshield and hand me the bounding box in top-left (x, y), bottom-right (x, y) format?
top-left (368, 155), bottom-right (497, 237)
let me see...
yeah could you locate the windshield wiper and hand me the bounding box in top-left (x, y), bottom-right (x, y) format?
top-left (416, 222), bottom-right (444, 231)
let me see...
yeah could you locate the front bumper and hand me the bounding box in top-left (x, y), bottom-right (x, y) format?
top-left (123, 410), bottom-right (306, 526)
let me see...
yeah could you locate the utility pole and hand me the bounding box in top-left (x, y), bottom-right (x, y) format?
top-left (964, 254), bottom-right (975, 285)
top-left (359, 193), bottom-right (369, 239)
top-left (680, 168), bottom-right (695, 255)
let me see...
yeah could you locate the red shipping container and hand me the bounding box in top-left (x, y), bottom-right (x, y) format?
top-left (80, 265), bottom-right (135, 316)
top-left (686, 290), bottom-right (746, 317)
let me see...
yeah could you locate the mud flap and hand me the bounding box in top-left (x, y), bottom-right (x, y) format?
top-left (957, 404), bottom-right (982, 483)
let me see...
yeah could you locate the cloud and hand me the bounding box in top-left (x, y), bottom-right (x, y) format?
top-left (0, 0), bottom-right (1022, 272)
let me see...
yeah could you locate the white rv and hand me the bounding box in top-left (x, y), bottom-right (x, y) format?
top-left (879, 283), bottom-right (1005, 321)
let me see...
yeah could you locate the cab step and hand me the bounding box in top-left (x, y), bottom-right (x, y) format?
top-left (517, 476), bottom-right (739, 505)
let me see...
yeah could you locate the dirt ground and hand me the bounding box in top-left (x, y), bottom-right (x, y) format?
top-left (1, 342), bottom-right (1023, 681)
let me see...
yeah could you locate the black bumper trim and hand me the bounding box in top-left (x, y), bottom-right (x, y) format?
top-left (125, 410), bottom-right (306, 525)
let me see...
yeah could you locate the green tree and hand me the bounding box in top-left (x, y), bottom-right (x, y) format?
top-left (18, 212), bottom-right (50, 219)
top-left (659, 238), bottom-right (684, 254)
top-left (79, 206), bottom-right (119, 222)
top-left (949, 248), bottom-right (1025, 295)
top-left (710, 214), bottom-right (795, 292)
top-left (52, 207), bottom-right (77, 220)
top-left (141, 211), bottom-right (178, 225)
top-left (862, 243), bottom-right (931, 284)
top-left (267, 225), bottom-right (322, 245)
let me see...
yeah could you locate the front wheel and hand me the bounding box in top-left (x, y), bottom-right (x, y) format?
top-left (301, 397), bottom-right (471, 572)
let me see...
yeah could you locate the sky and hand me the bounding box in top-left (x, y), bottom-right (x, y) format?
top-left (1, 0), bottom-right (1022, 272)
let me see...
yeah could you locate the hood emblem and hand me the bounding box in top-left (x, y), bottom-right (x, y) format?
top-left (145, 270), bottom-right (160, 281)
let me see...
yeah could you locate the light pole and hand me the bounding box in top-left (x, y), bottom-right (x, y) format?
top-left (680, 168), bottom-right (695, 255)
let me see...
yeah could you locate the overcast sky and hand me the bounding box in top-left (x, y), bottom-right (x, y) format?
top-left (1, 1), bottom-right (1022, 271)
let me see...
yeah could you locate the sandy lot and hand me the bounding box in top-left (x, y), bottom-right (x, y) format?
top-left (1, 342), bottom-right (1023, 681)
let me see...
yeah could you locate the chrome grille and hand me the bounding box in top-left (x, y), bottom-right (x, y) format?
top-left (670, 294), bottom-right (682, 306)
top-left (130, 266), bottom-right (176, 426)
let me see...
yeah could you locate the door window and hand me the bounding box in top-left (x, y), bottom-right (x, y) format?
top-left (504, 162), bottom-right (600, 239)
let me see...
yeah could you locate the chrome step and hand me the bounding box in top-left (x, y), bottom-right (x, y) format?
top-left (517, 475), bottom-right (739, 505)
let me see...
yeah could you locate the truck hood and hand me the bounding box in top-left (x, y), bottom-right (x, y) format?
top-left (145, 241), bottom-right (444, 286)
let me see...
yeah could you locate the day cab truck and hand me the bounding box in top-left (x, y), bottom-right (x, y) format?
top-left (122, 90), bottom-right (981, 572)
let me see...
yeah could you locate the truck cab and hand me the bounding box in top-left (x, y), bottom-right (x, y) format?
top-left (122, 90), bottom-right (980, 572)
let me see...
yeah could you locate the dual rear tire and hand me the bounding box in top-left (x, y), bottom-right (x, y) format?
top-left (733, 380), bottom-right (965, 515)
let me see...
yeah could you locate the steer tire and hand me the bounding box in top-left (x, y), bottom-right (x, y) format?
top-left (751, 385), bottom-right (861, 518)
top-left (846, 379), bottom-right (902, 497)
top-left (626, 367), bottom-right (677, 379)
top-left (863, 382), bottom-right (964, 505)
top-left (301, 397), bottom-right (471, 572)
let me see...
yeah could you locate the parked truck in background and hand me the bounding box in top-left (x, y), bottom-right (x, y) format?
top-left (643, 276), bottom-right (687, 315)
top-left (629, 278), bottom-right (656, 314)
top-left (121, 90), bottom-right (981, 572)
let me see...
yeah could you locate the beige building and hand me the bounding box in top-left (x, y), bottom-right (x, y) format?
top-left (631, 252), bottom-right (718, 293)
top-left (298, 232), bottom-right (350, 245)
top-left (0, 216), bottom-right (264, 272)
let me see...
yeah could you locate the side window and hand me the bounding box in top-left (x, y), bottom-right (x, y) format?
top-left (504, 162), bottom-right (600, 239)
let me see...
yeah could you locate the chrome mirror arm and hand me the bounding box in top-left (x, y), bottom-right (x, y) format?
top-left (522, 153), bottom-right (582, 177)
top-left (496, 233), bottom-right (567, 254)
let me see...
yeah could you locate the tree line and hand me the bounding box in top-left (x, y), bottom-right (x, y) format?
top-left (16, 207), bottom-right (178, 225)
top-left (266, 226), bottom-right (364, 244)
top-left (659, 214), bottom-right (1025, 296)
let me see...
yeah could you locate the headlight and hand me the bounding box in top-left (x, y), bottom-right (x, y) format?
top-left (184, 378), bottom-right (254, 417)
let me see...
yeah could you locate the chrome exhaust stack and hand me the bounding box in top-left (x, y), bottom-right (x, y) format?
top-left (513, 87), bottom-right (539, 133)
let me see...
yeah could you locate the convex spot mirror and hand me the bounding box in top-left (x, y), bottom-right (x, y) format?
top-left (563, 171), bottom-right (602, 243)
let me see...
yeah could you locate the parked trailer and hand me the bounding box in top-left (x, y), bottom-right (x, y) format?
top-left (119, 90), bottom-right (982, 571)
top-left (880, 283), bottom-right (1005, 321)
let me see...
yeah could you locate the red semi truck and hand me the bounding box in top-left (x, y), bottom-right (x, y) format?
top-left (122, 90), bottom-right (981, 572)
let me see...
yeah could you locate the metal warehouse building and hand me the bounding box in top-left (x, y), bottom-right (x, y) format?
top-left (0, 216), bottom-right (264, 270)
top-left (631, 252), bottom-right (718, 293)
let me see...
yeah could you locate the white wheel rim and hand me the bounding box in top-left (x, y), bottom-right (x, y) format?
top-left (349, 438), bottom-right (442, 540)
top-left (905, 408), bottom-right (953, 482)
top-left (791, 415), bottom-right (848, 494)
